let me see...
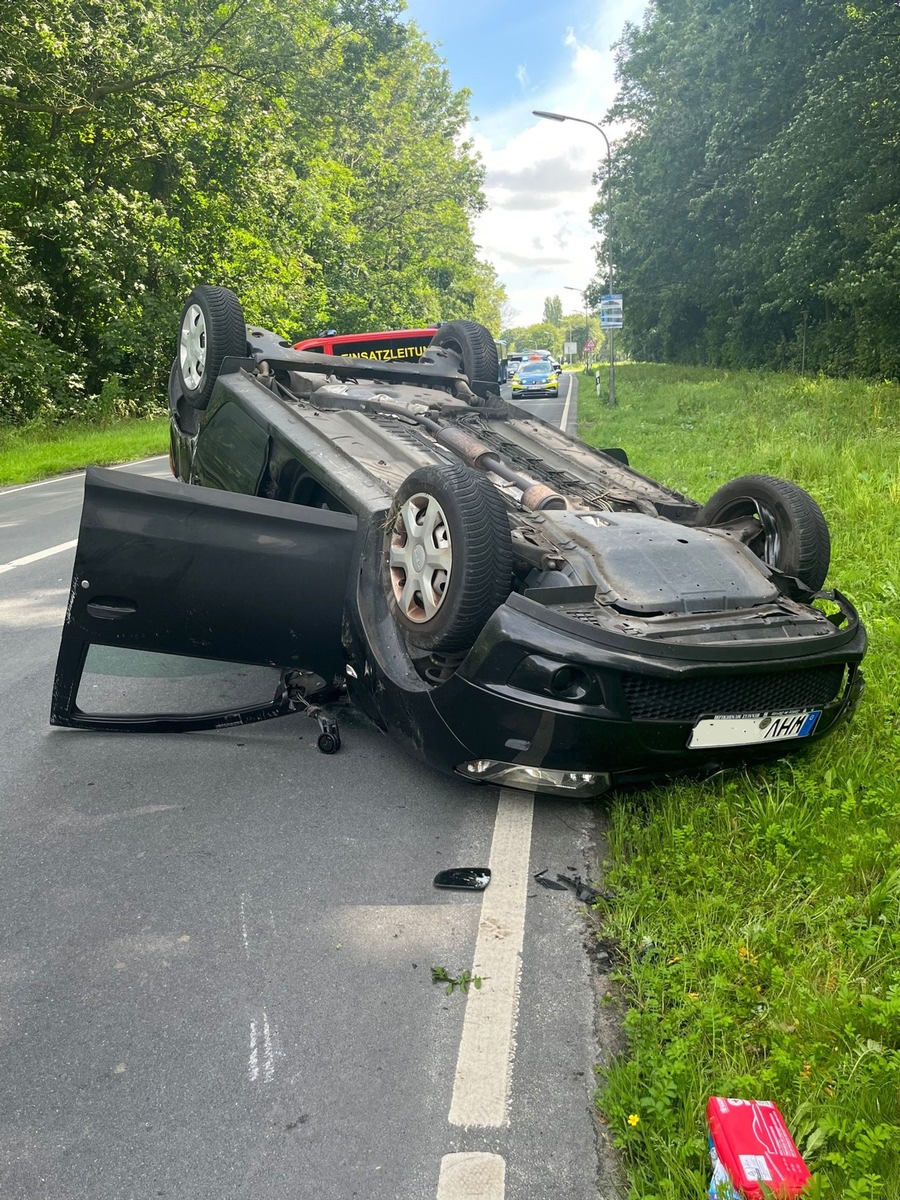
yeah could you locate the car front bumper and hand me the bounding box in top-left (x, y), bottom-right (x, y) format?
top-left (512, 385), bottom-right (558, 397)
top-left (350, 586), bottom-right (866, 797)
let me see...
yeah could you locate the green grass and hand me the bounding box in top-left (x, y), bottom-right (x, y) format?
top-left (0, 416), bottom-right (169, 486)
top-left (576, 365), bottom-right (900, 1198)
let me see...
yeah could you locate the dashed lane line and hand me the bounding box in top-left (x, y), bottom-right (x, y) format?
top-left (437, 1152), bottom-right (505, 1199)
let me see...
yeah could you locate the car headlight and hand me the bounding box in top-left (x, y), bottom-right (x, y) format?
top-left (457, 761), bottom-right (611, 797)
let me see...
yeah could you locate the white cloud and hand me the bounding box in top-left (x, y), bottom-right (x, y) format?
top-left (471, 2), bottom-right (646, 327)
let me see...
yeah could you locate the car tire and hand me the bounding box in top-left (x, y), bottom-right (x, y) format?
top-left (697, 474), bottom-right (831, 590)
top-left (384, 463), bottom-right (513, 653)
top-left (427, 320), bottom-right (499, 400)
top-left (176, 285), bottom-right (247, 410)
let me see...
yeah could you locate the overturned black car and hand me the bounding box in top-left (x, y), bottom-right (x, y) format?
top-left (51, 286), bottom-right (866, 797)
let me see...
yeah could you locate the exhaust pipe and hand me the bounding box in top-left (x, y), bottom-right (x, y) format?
top-left (435, 427), bottom-right (567, 511)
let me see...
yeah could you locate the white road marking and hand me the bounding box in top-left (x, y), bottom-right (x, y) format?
top-left (559, 372), bottom-right (574, 432)
top-left (110, 455), bottom-right (168, 469)
top-left (437, 1152), bottom-right (505, 1199)
top-left (248, 1009), bottom-right (278, 1083)
top-left (240, 894), bottom-right (252, 961)
top-left (0, 455), bottom-right (169, 496)
top-left (0, 540), bottom-right (77, 575)
top-left (261, 1011), bottom-right (276, 1082)
top-left (248, 1020), bottom-right (259, 1080)
top-left (448, 790), bottom-right (534, 1128)
top-left (0, 476), bottom-right (81, 496)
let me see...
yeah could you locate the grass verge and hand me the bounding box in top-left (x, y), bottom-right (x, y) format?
top-left (576, 365), bottom-right (900, 1199)
top-left (0, 416), bottom-right (169, 486)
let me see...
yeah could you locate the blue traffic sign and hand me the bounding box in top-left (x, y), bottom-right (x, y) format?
top-left (600, 293), bottom-right (623, 329)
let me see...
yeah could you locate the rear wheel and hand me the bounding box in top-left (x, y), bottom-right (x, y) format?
top-left (177, 285), bottom-right (247, 410)
top-left (697, 474), bottom-right (831, 590)
top-left (384, 463), bottom-right (513, 653)
top-left (427, 320), bottom-right (499, 400)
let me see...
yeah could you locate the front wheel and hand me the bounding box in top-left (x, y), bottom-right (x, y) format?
top-left (176, 285), bottom-right (247, 410)
top-left (384, 463), bottom-right (513, 653)
top-left (697, 474), bottom-right (831, 590)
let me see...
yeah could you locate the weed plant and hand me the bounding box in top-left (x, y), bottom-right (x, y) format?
top-left (577, 366), bottom-right (900, 1198)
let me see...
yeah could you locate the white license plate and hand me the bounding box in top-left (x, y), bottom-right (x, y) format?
top-left (689, 710), bottom-right (821, 749)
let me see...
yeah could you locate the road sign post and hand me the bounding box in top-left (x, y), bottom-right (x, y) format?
top-left (599, 294), bottom-right (623, 408)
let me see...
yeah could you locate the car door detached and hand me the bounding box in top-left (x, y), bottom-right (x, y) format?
top-left (51, 467), bottom-right (358, 731)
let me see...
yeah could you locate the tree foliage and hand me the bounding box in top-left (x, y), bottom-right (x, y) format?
top-left (542, 294), bottom-right (563, 326)
top-left (598, 0), bottom-right (900, 377)
top-left (0, 0), bottom-right (504, 423)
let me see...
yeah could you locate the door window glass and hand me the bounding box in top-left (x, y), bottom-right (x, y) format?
top-left (75, 646), bottom-right (281, 716)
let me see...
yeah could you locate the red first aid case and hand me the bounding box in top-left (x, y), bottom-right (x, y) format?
top-left (707, 1097), bottom-right (812, 1198)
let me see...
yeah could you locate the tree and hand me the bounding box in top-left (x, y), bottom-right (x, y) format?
top-left (542, 294), bottom-right (562, 326)
top-left (0, 0), bottom-right (506, 422)
top-left (598, 0), bottom-right (900, 376)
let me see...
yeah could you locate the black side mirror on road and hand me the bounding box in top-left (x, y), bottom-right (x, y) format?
top-left (433, 868), bottom-right (491, 891)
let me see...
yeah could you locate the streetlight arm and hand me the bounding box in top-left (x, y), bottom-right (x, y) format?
top-left (536, 108), bottom-right (618, 407)
top-left (533, 109), bottom-right (613, 293)
top-left (532, 110), bottom-right (610, 156)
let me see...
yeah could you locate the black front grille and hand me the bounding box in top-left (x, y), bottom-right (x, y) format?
top-left (622, 665), bottom-right (845, 722)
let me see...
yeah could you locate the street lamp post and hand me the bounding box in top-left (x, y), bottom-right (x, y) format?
top-left (534, 109), bottom-right (617, 407)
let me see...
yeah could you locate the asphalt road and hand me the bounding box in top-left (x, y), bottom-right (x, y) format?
top-left (0, 372), bottom-right (621, 1200)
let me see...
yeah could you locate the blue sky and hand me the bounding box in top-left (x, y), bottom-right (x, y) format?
top-left (403, 0), bottom-right (649, 326)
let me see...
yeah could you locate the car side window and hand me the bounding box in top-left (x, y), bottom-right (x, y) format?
top-left (193, 401), bottom-right (269, 494)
